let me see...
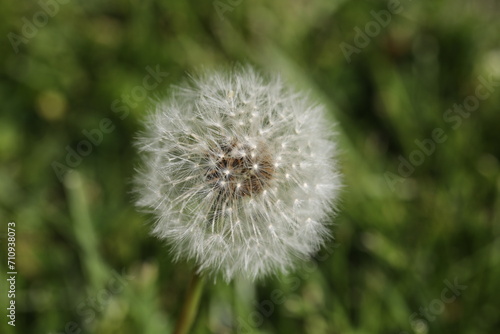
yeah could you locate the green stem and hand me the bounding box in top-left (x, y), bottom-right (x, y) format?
top-left (174, 272), bottom-right (205, 334)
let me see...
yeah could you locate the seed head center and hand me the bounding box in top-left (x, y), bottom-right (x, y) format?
top-left (205, 139), bottom-right (274, 199)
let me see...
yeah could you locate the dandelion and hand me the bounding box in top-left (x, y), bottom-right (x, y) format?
top-left (134, 66), bottom-right (341, 282)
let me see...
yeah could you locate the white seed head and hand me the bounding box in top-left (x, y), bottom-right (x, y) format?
top-left (134, 66), bottom-right (342, 281)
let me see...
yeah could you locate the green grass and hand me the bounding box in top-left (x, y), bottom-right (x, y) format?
top-left (1, 0), bottom-right (500, 333)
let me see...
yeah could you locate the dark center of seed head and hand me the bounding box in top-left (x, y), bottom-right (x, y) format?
top-left (205, 139), bottom-right (274, 199)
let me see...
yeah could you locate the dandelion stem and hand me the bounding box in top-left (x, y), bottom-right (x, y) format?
top-left (174, 272), bottom-right (205, 334)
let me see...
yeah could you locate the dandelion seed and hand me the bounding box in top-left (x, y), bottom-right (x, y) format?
top-left (134, 65), bottom-right (342, 281)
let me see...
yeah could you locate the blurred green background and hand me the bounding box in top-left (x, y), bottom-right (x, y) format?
top-left (1, 0), bottom-right (500, 333)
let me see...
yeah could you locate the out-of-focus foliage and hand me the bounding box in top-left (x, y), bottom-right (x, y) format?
top-left (1, 0), bottom-right (499, 333)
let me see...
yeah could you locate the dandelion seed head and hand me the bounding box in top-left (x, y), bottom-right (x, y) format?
top-left (134, 66), bottom-right (342, 281)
